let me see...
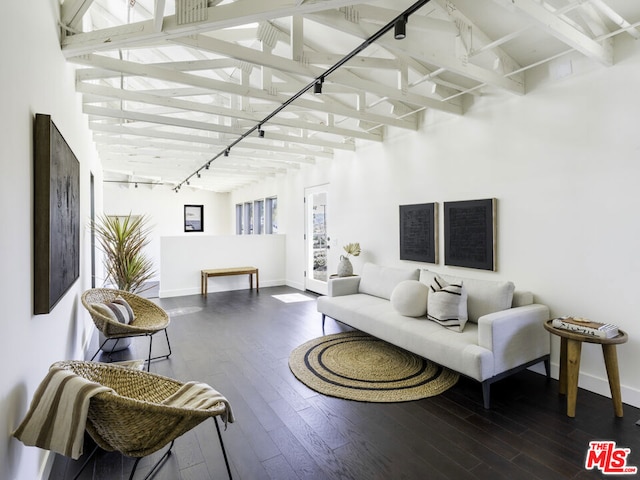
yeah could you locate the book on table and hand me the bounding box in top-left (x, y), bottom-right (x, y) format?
top-left (551, 316), bottom-right (619, 339)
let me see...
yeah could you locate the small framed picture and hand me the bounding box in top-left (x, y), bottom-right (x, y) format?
top-left (184, 205), bottom-right (203, 232)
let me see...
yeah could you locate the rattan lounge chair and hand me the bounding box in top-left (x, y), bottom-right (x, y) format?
top-left (55, 360), bottom-right (234, 480)
top-left (81, 288), bottom-right (172, 371)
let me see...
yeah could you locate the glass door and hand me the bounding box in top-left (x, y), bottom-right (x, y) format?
top-left (305, 185), bottom-right (329, 295)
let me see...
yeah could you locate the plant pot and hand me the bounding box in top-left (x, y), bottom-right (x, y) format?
top-left (99, 332), bottom-right (132, 352)
top-left (337, 255), bottom-right (353, 277)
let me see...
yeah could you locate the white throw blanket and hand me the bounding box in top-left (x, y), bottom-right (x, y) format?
top-left (13, 366), bottom-right (114, 459)
top-left (162, 381), bottom-right (235, 428)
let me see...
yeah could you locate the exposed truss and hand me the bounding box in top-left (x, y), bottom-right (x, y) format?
top-left (60, 0), bottom-right (640, 192)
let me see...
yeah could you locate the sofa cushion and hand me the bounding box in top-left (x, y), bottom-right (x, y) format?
top-left (359, 263), bottom-right (419, 300)
top-left (390, 280), bottom-right (429, 317)
top-left (419, 269), bottom-right (514, 322)
top-left (427, 276), bottom-right (468, 332)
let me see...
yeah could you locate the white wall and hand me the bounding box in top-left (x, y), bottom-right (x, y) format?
top-left (103, 184), bottom-right (232, 284)
top-left (0, 1), bottom-right (102, 479)
top-left (232, 38), bottom-right (640, 407)
top-left (159, 234), bottom-right (286, 297)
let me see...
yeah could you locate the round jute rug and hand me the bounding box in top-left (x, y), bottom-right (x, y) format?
top-left (289, 331), bottom-right (459, 402)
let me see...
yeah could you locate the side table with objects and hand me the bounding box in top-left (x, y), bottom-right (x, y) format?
top-left (544, 318), bottom-right (628, 418)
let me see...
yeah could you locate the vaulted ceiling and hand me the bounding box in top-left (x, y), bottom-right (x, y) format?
top-left (60, 0), bottom-right (640, 192)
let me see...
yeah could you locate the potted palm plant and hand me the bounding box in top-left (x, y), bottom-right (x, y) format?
top-left (92, 213), bottom-right (155, 293)
top-left (91, 213), bottom-right (156, 352)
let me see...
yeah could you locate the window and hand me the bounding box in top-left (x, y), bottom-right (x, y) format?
top-left (236, 197), bottom-right (276, 235)
top-left (265, 197), bottom-right (278, 234)
top-left (254, 200), bottom-right (264, 234)
top-left (244, 202), bottom-right (253, 235)
top-left (235, 204), bottom-right (243, 234)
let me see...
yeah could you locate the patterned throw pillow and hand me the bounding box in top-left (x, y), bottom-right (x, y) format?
top-left (427, 275), bottom-right (468, 332)
top-left (93, 296), bottom-right (135, 324)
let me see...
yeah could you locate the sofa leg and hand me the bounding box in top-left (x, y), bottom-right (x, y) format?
top-left (321, 314), bottom-right (326, 334)
top-left (482, 381), bottom-right (491, 409)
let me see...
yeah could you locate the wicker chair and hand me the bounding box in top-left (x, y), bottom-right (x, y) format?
top-left (54, 361), bottom-right (233, 480)
top-left (81, 288), bottom-right (172, 371)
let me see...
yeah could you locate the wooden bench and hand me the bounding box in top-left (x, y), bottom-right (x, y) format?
top-left (201, 266), bottom-right (259, 296)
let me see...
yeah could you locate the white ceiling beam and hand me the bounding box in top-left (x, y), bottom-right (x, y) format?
top-left (492, 0), bottom-right (613, 66)
top-left (78, 82), bottom-right (385, 140)
top-left (87, 115), bottom-right (355, 152)
top-left (71, 54), bottom-right (419, 129)
top-left (90, 123), bottom-right (343, 155)
top-left (589, 0), bottom-right (640, 40)
top-left (61, 0), bottom-right (97, 30)
top-left (434, 0), bottom-right (523, 78)
top-left (356, 5), bottom-right (458, 35)
top-left (92, 134), bottom-right (330, 160)
top-left (172, 34), bottom-right (462, 114)
top-left (61, 0), bottom-right (367, 57)
top-left (154, 0), bottom-right (166, 32)
top-left (302, 52), bottom-right (400, 70)
top-left (308, 10), bottom-right (525, 95)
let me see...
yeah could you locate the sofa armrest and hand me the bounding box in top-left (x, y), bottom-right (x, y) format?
top-left (477, 304), bottom-right (550, 375)
top-left (328, 276), bottom-right (361, 297)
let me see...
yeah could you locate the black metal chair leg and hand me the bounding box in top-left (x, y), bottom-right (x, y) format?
top-left (146, 335), bottom-right (153, 372)
top-left (90, 337), bottom-right (112, 361)
top-left (136, 440), bottom-right (174, 480)
top-left (214, 417), bottom-right (233, 480)
top-left (106, 338), bottom-right (122, 361)
top-left (163, 328), bottom-right (172, 359)
top-left (148, 328), bottom-right (172, 362)
top-left (72, 444), bottom-right (99, 480)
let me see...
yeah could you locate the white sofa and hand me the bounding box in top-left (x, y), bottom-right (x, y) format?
top-left (317, 263), bottom-right (550, 408)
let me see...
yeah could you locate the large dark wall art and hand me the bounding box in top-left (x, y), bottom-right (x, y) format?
top-left (444, 198), bottom-right (496, 271)
top-left (399, 203), bottom-right (438, 263)
top-left (34, 114), bottom-right (80, 314)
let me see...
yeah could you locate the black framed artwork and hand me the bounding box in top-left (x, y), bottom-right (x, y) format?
top-left (34, 114), bottom-right (80, 314)
top-left (399, 202), bottom-right (438, 263)
top-left (444, 198), bottom-right (496, 271)
top-left (184, 204), bottom-right (203, 232)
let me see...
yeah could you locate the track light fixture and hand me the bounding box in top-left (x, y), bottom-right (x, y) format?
top-left (205, 162), bottom-right (210, 170)
top-left (314, 76), bottom-right (324, 94)
top-left (197, 171), bottom-right (201, 178)
top-left (224, 148), bottom-right (229, 157)
top-left (394, 16), bottom-right (407, 40)
top-left (186, 180), bottom-right (190, 185)
top-left (258, 125), bottom-right (265, 138)
top-left (134, 182), bottom-right (138, 188)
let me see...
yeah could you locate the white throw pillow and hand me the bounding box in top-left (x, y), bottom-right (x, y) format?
top-left (93, 296), bottom-right (135, 324)
top-left (390, 280), bottom-right (429, 317)
top-left (427, 276), bottom-right (468, 332)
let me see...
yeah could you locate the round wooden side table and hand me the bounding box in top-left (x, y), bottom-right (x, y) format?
top-left (544, 320), bottom-right (628, 418)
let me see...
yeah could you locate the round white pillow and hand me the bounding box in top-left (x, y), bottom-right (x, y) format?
top-left (390, 280), bottom-right (429, 317)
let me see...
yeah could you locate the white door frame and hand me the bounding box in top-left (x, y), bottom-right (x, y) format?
top-left (304, 184), bottom-right (329, 295)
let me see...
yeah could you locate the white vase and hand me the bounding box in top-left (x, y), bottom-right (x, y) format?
top-left (337, 255), bottom-right (353, 277)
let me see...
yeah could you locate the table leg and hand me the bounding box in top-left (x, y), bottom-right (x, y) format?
top-left (249, 273), bottom-right (253, 290)
top-left (602, 344), bottom-right (624, 417)
top-left (256, 269), bottom-right (259, 292)
top-left (559, 337), bottom-right (567, 395)
top-left (566, 338), bottom-right (582, 418)
top-left (203, 273), bottom-right (208, 297)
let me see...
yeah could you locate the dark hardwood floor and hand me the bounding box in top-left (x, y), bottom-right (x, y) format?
top-left (49, 286), bottom-right (640, 480)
